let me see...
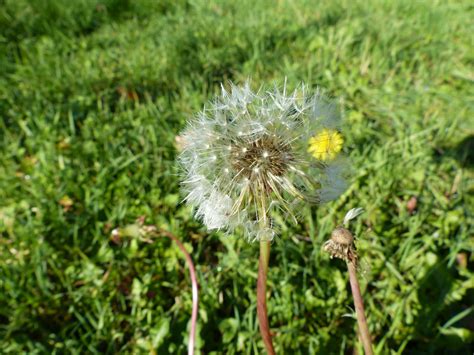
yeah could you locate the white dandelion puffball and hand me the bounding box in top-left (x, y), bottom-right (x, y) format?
top-left (179, 82), bottom-right (349, 241)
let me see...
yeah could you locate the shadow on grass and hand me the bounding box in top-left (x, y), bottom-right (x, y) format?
top-left (0, 0), bottom-right (183, 42)
top-left (407, 259), bottom-right (474, 354)
top-left (451, 135), bottom-right (474, 168)
top-left (434, 134), bottom-right (474, 169)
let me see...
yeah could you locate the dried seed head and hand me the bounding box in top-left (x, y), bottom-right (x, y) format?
top-left (324, 227), bottom-right (357, 265)
top-left (179, 81), bottom-right (350, 241)
top-left (324, 208), bottom-right (364, 264)
top-left (331, 227), bottom-right (354, 245)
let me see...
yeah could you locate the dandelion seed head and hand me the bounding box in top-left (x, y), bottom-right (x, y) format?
top-left (179, 81), bottom-right (350, 240)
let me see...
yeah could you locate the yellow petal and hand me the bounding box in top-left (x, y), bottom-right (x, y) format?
top-left (308, 129), bottom-right (344, 161)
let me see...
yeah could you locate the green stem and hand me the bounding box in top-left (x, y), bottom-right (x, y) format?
top-left (257, 240), bottom-right (275, 354)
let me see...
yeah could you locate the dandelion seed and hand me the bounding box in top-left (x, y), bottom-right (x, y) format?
top-left (179, 81), bottom-right (349, 240)
top-left (343, 207), bottom-right (364, 226)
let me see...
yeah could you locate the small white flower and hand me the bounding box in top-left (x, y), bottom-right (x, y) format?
top-left (179, 81), bottom-right (350, 241)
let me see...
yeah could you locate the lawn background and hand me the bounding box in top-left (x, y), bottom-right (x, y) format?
top-left (0, 0), bottom-right (473, 353)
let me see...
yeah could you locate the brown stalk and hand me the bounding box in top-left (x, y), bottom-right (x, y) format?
top-left (158, 230), bottom-right (199, 355)
top-left (257, 240), bottom-right (275, 354)
top-left (323, 227), bottom-right (373, 355)
top-left (135, 226), bottom-right (199, 355)
top-left (113, 223), bottom-right (199, 354)
top-left (347, 260), bottom-right (373, 355)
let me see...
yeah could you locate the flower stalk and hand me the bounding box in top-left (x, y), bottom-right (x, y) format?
top-left (112, 222), bottom-right (199, 355)
top-left (178, 82), bottom-right (351, 354)
top-left (323, 208), bottom-right (373, 355)
top-left (347, 259), bottom-right (373, 355)
top-left (159, 229), bottom-right (199, 355)
top-left (257, 240), bottom-right (275, 354)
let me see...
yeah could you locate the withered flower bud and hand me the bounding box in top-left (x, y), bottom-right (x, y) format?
top-left (323, 226), bottom-right (357, 265)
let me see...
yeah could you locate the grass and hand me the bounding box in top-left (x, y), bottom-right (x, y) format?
top-left (1, 0), bottom-right (473, 353)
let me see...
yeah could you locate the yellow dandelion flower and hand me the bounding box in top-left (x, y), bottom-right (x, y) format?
top-left (308, 129), bottom-right (344, 161)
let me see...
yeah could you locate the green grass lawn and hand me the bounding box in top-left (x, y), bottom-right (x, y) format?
top-left (1, 0), bottom-right (473, 353)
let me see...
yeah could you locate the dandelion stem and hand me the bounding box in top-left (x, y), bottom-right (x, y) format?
top-left (158, 230), bottom-right (199, 355)
top-left (257, 240), bottom-right (275, 354)
top-left (347, 260), bottom-right (373, 355)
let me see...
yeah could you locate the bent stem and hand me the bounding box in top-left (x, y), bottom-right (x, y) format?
top-left (158, 230), bottom-right (199, 355)
top-left (347, 261), bottom-right (373, 355)
top-left (257, 240), bottom-right (275, 355)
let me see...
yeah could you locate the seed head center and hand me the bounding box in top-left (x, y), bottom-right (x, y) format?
top-left (231, 136), bottom-right (292, 181)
